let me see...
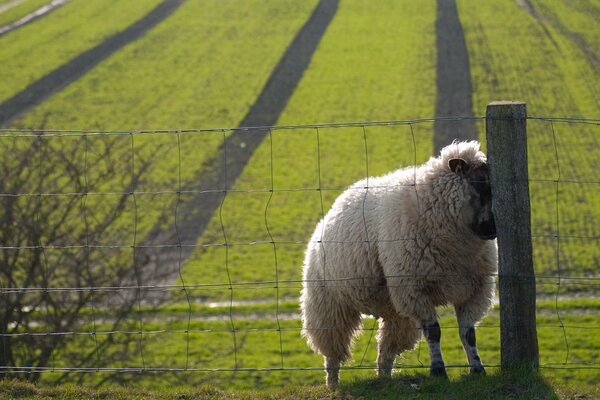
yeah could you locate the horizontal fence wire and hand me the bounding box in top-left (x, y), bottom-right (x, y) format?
top-left (0, 116), bottom-right (598, 381)
top-left (1, 275), bottom-right (599, 294)
top-left (0, 115), bottom-right (598, 137)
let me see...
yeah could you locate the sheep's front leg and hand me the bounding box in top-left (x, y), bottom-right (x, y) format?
top-left (455, 305), bottom-right (485, 374)
top-left (422, 319), bottom-right (448, 378)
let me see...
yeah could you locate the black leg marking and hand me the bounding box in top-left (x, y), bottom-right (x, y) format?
top-left (423, 321), bottom-right (448, 379)
top-left (459, 325), bottom-right (485, 375)
top-left (424, 321), bottom-right (441, 342)
top-left (465, 326), bottom-right (476, 347)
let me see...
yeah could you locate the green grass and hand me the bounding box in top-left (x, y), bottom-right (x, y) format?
top-left (0, 0), bottom-right (164, 103)
top-left (18, 301), bottom-right (597, 391)
top-left (0, 0), bottom-right (50, 28)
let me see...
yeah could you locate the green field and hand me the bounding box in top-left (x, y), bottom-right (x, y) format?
top-left (1, 0), bottom-right (599, 396)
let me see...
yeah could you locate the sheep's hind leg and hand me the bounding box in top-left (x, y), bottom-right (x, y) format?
top-left (302, 288), bottom-right (361, 389)
top-left (422, 319), bottom-right (448, 378)
top-left (325, 356), bottom-right (341, 389)
top-left (376, 314), bottom-right (420, 377)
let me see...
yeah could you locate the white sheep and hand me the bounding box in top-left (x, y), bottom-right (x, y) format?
top-left (300, 140), bottom-right (497, 389)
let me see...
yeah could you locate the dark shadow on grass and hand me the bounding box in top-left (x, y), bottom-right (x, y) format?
top-left (340, 369), bottom-right (560, 400)
top-left (434, 0), bottom-right (477, 154)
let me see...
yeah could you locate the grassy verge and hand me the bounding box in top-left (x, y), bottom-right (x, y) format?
top-left (3, 370), bottom-right (599, 400)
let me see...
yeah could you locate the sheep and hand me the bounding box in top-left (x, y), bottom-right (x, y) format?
top-left (300, 140), bottom-right (497, 389)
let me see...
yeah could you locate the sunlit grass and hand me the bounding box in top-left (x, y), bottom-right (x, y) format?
top-left (32, 304), bottom-right (599, 391)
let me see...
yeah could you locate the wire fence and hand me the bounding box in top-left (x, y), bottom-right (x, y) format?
top-left (0, 115), bottom-right (599, 386)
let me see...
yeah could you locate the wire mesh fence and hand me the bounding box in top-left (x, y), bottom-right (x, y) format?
top-left (0, 115), bottom-right (598, 387)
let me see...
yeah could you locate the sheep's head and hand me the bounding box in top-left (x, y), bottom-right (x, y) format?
top-left (449, 158), bottom-right (497, 240)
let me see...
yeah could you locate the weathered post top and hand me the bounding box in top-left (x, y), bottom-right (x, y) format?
top-left (488, 100), bottom-right (526, 106)
top-left (486, 101), bottom-right (539, 371)
top-left (486, 101), bottom-right (527, 120)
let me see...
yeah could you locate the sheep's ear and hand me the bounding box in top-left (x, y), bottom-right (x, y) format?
top-left (449, 158), bottom-right (470, 176)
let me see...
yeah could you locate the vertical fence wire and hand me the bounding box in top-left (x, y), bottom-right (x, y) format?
top-left (358, 125), bottom-right (377, 368)
top-left (315, 127), bottom-right (327, 287)
top-left (264, 128), bottom-right (284, 369)
top-left (82, 133), bottom-right (100, 370)
top-left (36, 133), bottom-right (55, 372)
top-left (550, 121), bottom-right (570, 364)
top-left (409, 123), bottom-right (425, 368)
top-left (174, 130), bottom-right (192, 370)
top-left (129, 132), bottom-right (145, 370)
top-left (219, 129), bottom-right (238, 369)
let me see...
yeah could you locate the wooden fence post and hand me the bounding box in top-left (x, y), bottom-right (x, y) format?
top-left (486, 101), bottom-right (539, 370)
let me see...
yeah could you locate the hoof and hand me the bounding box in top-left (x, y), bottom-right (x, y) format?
top-left (430, 366), bottom-right (448, 379)
top-left (470, 366), bottom-right (486, 375)
top-left (377, 368), bottom-right (392, 378)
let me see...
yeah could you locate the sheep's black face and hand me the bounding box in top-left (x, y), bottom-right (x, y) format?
top-left (449, 159), bottom-right (497, 240)
top-left (467, 165), bottom-right (496, 240)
